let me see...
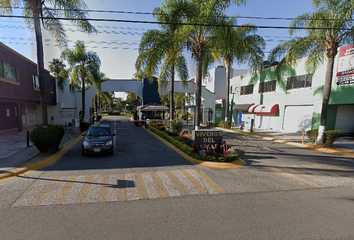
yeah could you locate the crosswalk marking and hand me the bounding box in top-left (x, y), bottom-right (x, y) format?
top-left (181, 170), bottom-right (207, 194)
top-left (135, 173), bottom-right (149, 200)
top-left (97, 175), bottom-right (110, 203)
top-left (150, 172), bottom-right (169, 198)
top-left (12, 169), bottom-right (224, 207)
top-left (263, 164), bottom-right (354, 188)
top-left (52, 176), bottom-right (77, 205)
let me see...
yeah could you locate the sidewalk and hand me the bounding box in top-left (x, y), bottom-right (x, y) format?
top-left (0, 125), bottom-right (79, 174)
top-left (229, 127), bottom-right (354, 154)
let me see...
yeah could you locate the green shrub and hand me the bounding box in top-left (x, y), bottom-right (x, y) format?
top-left (306, 129), bottom-right (344, 147)
top-left (80, 121), bottom-right (90, 132)
top-left (163, 119), bottom-right (183, 135)
top-left (147, 125), bottom-right (238, 162)
top-left (30, 125), bottom-right (65, 153)
top-left (148, 119), bottom-right (165, 131)
top-left (306, 129), bottom-right (318, 143)
top-left (219, 120), bottom-right (230, 129)
top-left (323, 130), bottom-right (344, 148)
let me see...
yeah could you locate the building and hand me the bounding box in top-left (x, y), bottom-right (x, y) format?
top-left (186, 67), bottom-right (247, 124)
top-left (0, 42), bottom-right (57, 133)
top-left (230, 44), bottom-right (354, 134)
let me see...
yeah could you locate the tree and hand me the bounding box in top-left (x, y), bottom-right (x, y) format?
top-left (61, 41), bottom-right (101, 123)
top-left (136, 4), bottom-right (188, 120)
top-left (213, 18), bottom-right (265, 128)
top-left (159, 0), bottom-right (247, 129)
top-left (91, 72), bottom-right (109, 119)
top-left (48, 58), bottom-right (69, 92)
top-left (269, 0), bottom-right (354, 145)
top-left (126, 92), bottom-right (142, 110)
top-left (0, 0), bottom-right (95, 126)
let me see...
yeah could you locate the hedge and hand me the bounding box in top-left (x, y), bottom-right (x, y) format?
top-left (30, 125), bottom-right (65, 153)
top-left (147, 125), bottom-right (239, 162)
top-left (306, 129), bottom-right (344, 147)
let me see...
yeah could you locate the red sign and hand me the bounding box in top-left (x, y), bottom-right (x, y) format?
top-left (336, 44), bottom-right (354, 85)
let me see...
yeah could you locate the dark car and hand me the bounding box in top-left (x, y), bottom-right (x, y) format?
top-left (81, 124), bottom-right (115, 155)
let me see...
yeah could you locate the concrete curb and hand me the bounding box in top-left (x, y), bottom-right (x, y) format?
top-left (216, 127), bottom-right (354, 158)
top-left (0, 136), bottom-right (83, 183)
top-left (145, 127), bottom-right (246, 169)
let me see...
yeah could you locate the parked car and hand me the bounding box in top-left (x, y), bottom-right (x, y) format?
top-left (81, 124), bottom-right (115, 155)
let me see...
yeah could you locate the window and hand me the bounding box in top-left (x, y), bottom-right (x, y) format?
top-left (286, 74), bottom-right (312, 90)
top-left (240, 84), bottom-right (254, 95)
top-left (33, 75), bottom-right (39, 89)
top-left (259, 80), bottom-right (276, 93)
top-left (50, 83), bottom-right (54, 92)
top-left (0, 60), bottom-right (18, 82)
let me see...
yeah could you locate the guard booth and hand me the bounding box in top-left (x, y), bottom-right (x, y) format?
top-left (137, 103), bottom-right (168, 126)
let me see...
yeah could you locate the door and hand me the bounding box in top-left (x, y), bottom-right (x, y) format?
top-left (283, 105), bottom-right (313, 132)
top-left (334, 105), bottom-right (354, 133)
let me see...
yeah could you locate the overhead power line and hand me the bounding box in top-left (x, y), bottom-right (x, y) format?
top-left (1, 6), bottom-right (353, 22)
top-left (0, 14), bottom-right (353, 31)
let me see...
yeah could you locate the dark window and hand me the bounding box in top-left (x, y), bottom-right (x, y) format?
top-left (33, 75), bottom-right (39, 89)
top-left (50, 83), bottom-right (54, 92)
top-left (0, 60), bottom-right (18, 82)
top-left (259, 80), bottom-right (276, 93)
top-left (0, 61), bottom-right (3, 78)
top-left (286, 74), bottom-right (312, 90)
top-left (240, 85), bottom-right (254, 95)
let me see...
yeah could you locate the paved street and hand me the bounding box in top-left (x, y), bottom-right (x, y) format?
top-left (1, 116), bottom-right (354, 239)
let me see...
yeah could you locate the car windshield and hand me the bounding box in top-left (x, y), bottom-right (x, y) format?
top-left (87, 127), bottom-right (111, 136)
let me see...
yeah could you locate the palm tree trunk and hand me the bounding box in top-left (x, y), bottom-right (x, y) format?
top-left (95, 95), bottom-right (98, 121)
top-left (170, 65), bottom-right (175, 120)
top-left (99, 94), bottom-right (101, 113)
top-left (33, 8), bottom-right (48, 126)
top-left (195, 58), bottom-right (203, 130)
top-left (316, 55), bottom-right (335, 145)
top-left (81, 66), bottom-right (86, 123)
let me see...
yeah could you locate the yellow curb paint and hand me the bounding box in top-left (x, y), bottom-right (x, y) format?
top-left (145, 128), bottom-right (246, 169)
top-left (0, 136), bottom-right (83, 183)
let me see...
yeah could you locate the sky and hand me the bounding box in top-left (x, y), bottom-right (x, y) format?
top-left (0, 0), bottom-right (314, 99)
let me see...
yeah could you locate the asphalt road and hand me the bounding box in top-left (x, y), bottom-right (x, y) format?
top-left (1, 117), bottom-right (354, 239)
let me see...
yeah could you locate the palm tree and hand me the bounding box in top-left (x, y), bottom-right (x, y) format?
top-left (213, 18), bottom-right (265, 128)
top-left (48, 58), bottom-right (69, 92)
top-left (269, 0), bottom-right (354, 145)
top-left (92, 72), bottom-right (109, 119)
top-left (159, 0), bottom-right (247, 129)
top-left (0, 0), bottom-right (95, 126)
top-left (136, 4), bottom-right (188, 120)
top-left (61, 40), bottom-right (101, 123)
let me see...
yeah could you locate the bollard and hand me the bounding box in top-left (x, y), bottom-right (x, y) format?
top-left (27, 130), bottom-right (30, 147)
top-left (302, 130), bottom-right (305, 144)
